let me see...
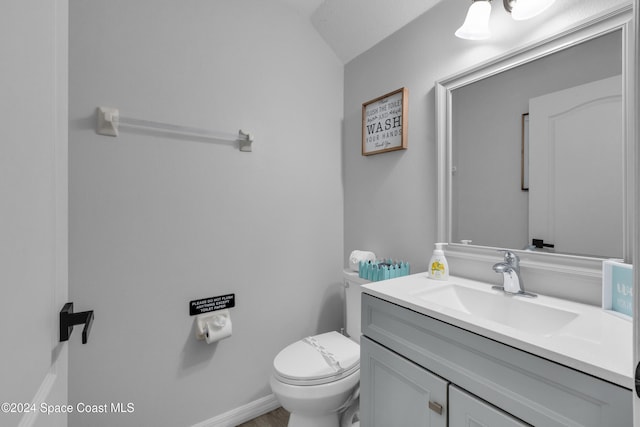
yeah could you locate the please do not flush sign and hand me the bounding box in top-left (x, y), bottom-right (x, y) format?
top-left (189, 294), bottom-right (235, 316)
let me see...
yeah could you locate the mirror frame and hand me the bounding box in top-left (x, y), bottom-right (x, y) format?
top-left (435, 5), bottom-right (635, 277)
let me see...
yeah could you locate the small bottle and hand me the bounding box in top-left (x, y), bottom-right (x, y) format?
top-left (429, 243), bottom-right (449, 280)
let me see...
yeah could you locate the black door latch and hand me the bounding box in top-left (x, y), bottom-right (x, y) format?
top-left (635, 362), bottom-right (640, 398)
top-left (532, 238), bottom-right (555, 249)
top-left (60, 302), bottom-right (94, 344)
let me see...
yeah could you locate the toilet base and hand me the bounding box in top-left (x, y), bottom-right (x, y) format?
top-left (288, 411), bottom-right (340, 427)
top-left (271, 370), bottom-right (359, 427)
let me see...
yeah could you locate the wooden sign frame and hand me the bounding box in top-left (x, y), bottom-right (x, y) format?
top-left (362, 87), bottom-right (408, 156)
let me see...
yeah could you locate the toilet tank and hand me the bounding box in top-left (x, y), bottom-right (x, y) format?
top-left (343, 271), bottom-right (370, 343)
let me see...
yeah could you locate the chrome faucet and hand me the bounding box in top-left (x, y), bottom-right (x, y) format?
top-left (492, 250), bottom-right (536, 298)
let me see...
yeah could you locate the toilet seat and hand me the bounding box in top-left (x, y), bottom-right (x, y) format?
top-left (273, 331), bottom-right (360, 386)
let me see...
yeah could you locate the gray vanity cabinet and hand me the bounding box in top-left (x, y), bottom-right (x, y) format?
top-left (361, 336), bottom-right (529, 427)
top-left (360, 293), bottom-right (632, 426)
top-left (360, 336), bottom-right (448, 427)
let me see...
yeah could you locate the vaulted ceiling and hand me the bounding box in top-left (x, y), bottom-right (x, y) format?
top-left (278, 0), bottom-right (446, 63)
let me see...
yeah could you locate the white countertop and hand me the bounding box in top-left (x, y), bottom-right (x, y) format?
top-left (361, 273), bottom-right (633, 389)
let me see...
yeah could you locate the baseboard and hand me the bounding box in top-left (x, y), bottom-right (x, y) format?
top-left (191, 394), bottom-right (280, 427)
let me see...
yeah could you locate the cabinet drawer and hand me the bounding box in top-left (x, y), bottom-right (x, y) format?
top-left (449, 385), bottom-right (530, 427)
top-left (362, 293), bottom-right (631, 426)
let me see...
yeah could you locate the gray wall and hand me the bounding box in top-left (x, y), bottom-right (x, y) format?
top-left (344, 0), bottom-right (628, 274)
top-left (68, 1), bottom-right (343, 426)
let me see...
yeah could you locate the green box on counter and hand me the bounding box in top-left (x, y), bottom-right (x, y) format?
top-left (359, 259), bottom-right (410, 282)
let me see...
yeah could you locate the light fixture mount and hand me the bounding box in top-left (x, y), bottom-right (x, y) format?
top-left (504, 0), bottom-right (557, 21)
top-left (503, 0), bottom-right (515, 14)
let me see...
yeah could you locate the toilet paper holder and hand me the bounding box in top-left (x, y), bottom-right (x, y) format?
top-left (60, 302), bottom-right (94, 344)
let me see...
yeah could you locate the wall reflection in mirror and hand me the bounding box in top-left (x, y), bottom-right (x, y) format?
top-left (451, 30), bottom-right (623, 259)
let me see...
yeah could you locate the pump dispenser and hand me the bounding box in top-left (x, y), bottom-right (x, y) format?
top-left (429, 243), bottom-right (449, 280)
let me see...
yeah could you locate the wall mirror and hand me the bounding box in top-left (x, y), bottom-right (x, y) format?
top-left (436, 6), bottom-right (634, 269)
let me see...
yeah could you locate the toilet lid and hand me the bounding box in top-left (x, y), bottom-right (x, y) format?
top-left (273, 331), bottom-right (360, 386)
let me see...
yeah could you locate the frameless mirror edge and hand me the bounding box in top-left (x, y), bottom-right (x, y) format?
top-left (435, 4), bottom-right (635, 274)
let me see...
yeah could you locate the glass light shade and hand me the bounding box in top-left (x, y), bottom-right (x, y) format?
top-left (455, 1), bottom-right (492, 40)
top-left (510, 0), bottom-right (556, 20)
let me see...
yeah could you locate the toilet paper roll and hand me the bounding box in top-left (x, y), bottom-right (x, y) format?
top-left (205, 311), bottom-right (232, 344)
top-left (196, 310), bottom-right (232, 344)
top-left (348, 250), bottom-right (376, 272)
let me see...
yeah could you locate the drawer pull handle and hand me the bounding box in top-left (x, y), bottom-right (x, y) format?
top-left (428, 401), bottom-right (443, 415)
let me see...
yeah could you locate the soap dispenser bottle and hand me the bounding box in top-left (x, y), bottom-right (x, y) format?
top-left (429, 243), bottom-right (449, 280)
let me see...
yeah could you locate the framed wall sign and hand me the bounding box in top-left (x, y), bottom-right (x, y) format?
top-left (362, 87), bottom-right (408, 156)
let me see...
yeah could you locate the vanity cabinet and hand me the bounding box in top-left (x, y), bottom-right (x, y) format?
top-left (360, 293), bottom-right (632, 426)
top-left (361, 336), bottom-right (528, 427)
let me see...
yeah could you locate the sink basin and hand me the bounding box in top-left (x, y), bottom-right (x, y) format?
top-left (412, 285), bottom-right (579, 336)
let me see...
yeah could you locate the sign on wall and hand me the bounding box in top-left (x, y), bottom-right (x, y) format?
top-left (189, 294), bottom-right (235, 316)
top-left (362, 87), bottom-right (408, 156)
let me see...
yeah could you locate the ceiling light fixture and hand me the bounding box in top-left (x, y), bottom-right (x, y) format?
top-left (455, 0), bottom-right (556, 40)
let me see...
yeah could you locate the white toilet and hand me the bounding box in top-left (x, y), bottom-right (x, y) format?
top-left (270, 272), bottom-right (366, 427)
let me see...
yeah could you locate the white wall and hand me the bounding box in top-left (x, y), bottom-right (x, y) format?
top-left (68, 1), bottom-right (343, 426)
top-left (344, 0), bottom-right (629, 275)
top-left (1, 2), bottom-right (69, 426)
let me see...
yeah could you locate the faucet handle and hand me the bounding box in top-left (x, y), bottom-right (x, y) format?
top-left (498, 249), bottom-right (519, 267)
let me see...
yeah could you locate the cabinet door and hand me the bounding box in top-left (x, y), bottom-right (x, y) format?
top-left (360, 337), bottom-right (447, 427)
top-left (450, 385), bottom-right (530, 427)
